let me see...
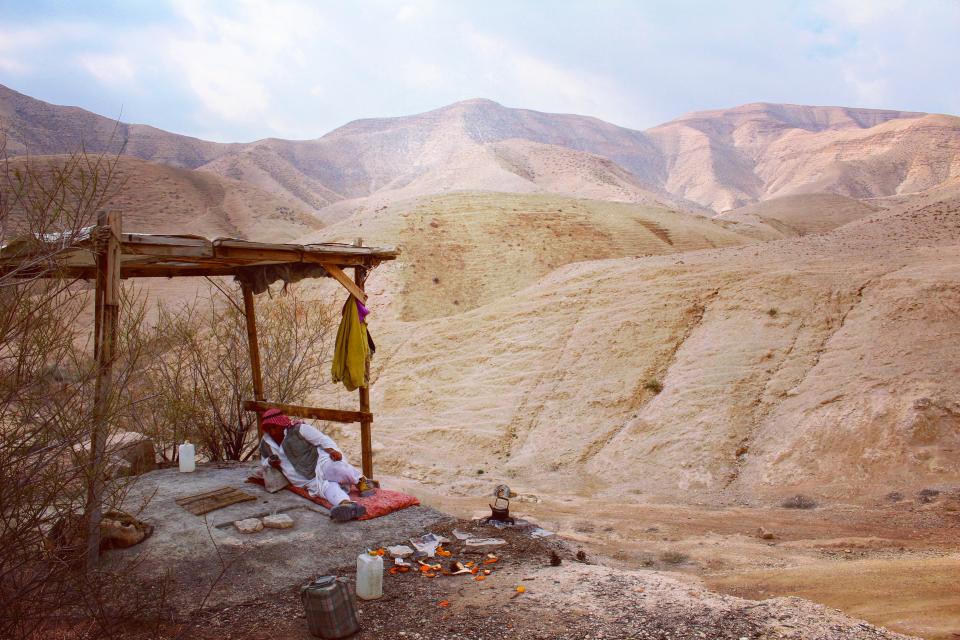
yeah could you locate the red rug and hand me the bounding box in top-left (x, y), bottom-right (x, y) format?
top-left (246, 477), bottom-right (419, 521)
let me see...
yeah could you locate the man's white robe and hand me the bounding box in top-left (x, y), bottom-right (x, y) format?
top-left (260, 422), bottom-right (361, 505)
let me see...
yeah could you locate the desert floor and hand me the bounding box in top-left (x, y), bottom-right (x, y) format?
top-left (392, 478), bottom-right (960, 639)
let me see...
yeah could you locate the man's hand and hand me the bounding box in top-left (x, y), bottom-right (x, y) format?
top-left (268, 454), bottom-right (282, 470)
top-left (324, 448), bottom-right (343, 462)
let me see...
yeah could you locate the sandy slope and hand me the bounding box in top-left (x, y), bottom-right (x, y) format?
top-left (323, 185), bottom-right (960, 508)
top-left (717, 192), bottom-right (879, 237)
top-left (301, 191), bottom-right (760, 321)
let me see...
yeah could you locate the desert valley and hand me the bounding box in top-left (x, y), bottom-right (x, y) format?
top-left (2, 80), bottom-right (959, 639)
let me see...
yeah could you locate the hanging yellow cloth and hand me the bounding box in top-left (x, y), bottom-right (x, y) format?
top-left (331, 297), bottom-right (368, 391)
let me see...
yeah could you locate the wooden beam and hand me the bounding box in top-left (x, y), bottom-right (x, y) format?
top-left (85, 210), bottom-right (121, 569)
top-left (241, 284), bottom-right (266, 436)
top-left (242, 400), bottom-right (371, 424)
top-left (322, 262), bottom-right (368, 304)
top-left (354, 245), bottom-right (374, 480)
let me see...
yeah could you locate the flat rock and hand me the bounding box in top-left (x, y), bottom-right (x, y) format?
top-left (263, 514), bottom-right (294, 529)
top-left (234, 518), bottom-right (264, 534)
top-left (464, 537), bottom-right (506, 552)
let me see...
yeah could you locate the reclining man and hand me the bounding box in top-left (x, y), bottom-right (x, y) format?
top-left (259, 408), bottom-right (374, 522)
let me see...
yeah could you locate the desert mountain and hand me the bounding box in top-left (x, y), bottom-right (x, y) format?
top-left (649, 103), bottom-right (960, 211)
top-left (2, 154), bottom-right (320, 241)
top-left (0, 84), bottom-right (230, 169)
top-left (4, 84), bottom-right (958, 218)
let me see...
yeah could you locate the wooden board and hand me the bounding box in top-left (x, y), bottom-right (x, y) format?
top-left (243, 400), bottom-right (371, 424)
top-left (175, 486), bottom-right (257, 516)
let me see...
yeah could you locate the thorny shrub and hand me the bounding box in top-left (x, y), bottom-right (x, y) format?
top-left (130, 284), bottom-right (339, 462)
top-left (0, 142), bottom-right (169, 638)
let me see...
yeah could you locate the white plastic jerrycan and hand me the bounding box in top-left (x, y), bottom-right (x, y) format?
top-left (178, 440), bottom-right (196, 473)
top-left (355, 552), bottom-right (383, 600)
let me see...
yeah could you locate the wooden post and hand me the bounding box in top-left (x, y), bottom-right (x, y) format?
top-left (354, 239), bottom-right (374, 480)
top-left (85, 210), bottom-right (120, 568)
top-left (241, 283), bottom-right (266, 436)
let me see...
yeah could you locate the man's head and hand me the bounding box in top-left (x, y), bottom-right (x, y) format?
top-left (262, 408), bottom-right (292, 443)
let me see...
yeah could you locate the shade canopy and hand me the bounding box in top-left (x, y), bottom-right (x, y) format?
top-left (0, 229), bottom-right (398, 279)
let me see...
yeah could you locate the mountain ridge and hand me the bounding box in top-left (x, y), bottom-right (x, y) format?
top-left (2, 83), bottom-right (958, 217)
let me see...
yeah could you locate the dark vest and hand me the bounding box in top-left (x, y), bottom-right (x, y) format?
top-left (281, 424), bottom-right (318, 479)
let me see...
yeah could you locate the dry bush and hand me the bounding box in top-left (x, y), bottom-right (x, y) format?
top-left (781, 494), bottom-right (818, 509)
top-left (0, 141), bottom-right (135, 635)
top-left (658, 550), bottom-right (689, 565)
top-left (0, 141), bottom-right (172, 638)
top-left (132, 283), bottom-right (338, 462)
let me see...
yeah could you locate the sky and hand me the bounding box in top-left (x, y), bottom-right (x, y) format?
top-left (0, 0), bottom-right (957, 143)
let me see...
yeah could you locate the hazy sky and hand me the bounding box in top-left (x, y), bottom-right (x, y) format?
top-left (1, 0), bottom-right (957, 142)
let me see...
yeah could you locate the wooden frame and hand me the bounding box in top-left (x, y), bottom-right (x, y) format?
top-left (0, 216), bottom-right (396, 564)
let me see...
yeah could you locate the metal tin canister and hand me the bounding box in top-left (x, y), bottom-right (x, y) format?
top-left (301, 576), bottom-right (360, 639)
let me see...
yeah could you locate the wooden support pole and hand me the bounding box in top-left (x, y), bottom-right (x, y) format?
top-left (241, 284), bottom-right (266, 436)
top-left (354, 238), bottom-right (374, 480)
top-left (85, 210), bottom-right (120, 569)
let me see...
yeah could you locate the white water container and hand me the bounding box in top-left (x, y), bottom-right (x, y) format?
top-left (178, 441), bottom-right (196, 473)
top-left (355, 553), bottom-right (383, 600)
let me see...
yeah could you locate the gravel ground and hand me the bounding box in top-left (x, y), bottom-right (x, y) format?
top-left (164, 519), bottom-right (915, 640)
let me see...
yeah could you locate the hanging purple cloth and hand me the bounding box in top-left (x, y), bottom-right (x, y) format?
top-left (355, 298), bottom-right (370, 323)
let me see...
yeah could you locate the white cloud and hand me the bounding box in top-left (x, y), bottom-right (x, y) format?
top-left (0, 1), bottom-right (956, 141)
top-left (165, 0), bottom-right (331, 128)
top-left (401, 60), bottom-right (443, 88)
top-left (78, 53), bottom-right (136, 87)
top-left (462, 29), bottom-right (640, 126)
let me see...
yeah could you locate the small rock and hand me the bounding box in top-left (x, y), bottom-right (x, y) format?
top-left (263, 514), bottom-right (294, 529)
top-left (234, 518), bottom-right (264, 534)
top-left (757, 526), bottom-right (775, 540)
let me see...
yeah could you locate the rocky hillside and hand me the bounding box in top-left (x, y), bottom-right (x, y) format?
top-left (329, 183), bottom-right (960, 504)
top-left (4, 84), bottom-right (958, 219)
top-left (1, 155), bottom-right (320, 241)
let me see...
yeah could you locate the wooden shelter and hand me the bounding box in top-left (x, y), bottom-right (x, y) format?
top-left (0, 211), bottom-right (398, 564)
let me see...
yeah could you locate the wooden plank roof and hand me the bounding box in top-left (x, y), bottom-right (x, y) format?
top-left (0, 229), bottom-right (399, 280)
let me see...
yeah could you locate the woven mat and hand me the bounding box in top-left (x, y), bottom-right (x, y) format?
top-left (175, 486), bottom-right (256, 516)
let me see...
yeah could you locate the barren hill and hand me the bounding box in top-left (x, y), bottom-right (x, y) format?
top-left (6, 84), bottom-right (958, 221)
top-left (337, 182), bottom-right (960, 507)
top-left (0, 84), bottom-right (231, 168)
top-left (303, 191), bottom-right (760, 321)
top-left (2, 155), bottom-right (321, 241)
top-left (718, 193), bottom-right (879, 237)
top-left (647, 103), bottom-right (960, 211)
